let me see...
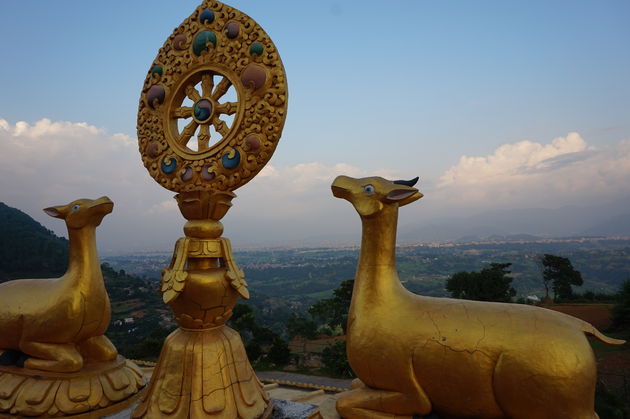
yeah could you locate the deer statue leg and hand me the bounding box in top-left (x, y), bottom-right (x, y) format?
top-left (78, 335), bottom-right (118, 362)
top-left (19, 340), bottom-right (83, 372)
top-left (336, 386), bottom-right (431, 419)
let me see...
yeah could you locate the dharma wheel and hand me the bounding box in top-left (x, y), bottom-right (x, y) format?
top-left (137, 0), bottom-right (288, 193)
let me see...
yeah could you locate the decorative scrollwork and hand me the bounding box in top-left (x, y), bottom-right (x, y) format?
top-left (138, 0), bottom-right (288, 193)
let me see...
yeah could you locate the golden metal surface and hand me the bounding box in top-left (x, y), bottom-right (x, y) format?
top-left (132, 327), bottom-right (269, 418)
top-left (0, 357), bottom-right (145, 418)
top-left (331, 175), bottom-right (626, 419)
top-left (0, 197), bottom-right (146, 416)
top-left (136, 0), bottom-right (288, 415)
top-left (133, 191), bottom-right (269, 418)
top-left (137, 0), bottom-right (288, 193)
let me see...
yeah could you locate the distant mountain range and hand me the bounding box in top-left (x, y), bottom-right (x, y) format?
top-left (398, 196), bottom-right (630, 244)
top-left (0, 202), bottom-right (68, 282)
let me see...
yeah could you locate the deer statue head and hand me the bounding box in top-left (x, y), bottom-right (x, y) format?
top-left (43, 196), bottom-right (114, 229)
top-left (331, 175), bottom-right (423, 217)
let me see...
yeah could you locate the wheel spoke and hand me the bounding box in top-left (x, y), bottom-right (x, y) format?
top-left (201, 74), bottom-right (214, 98)
top-left (177, 120), bottom-right (199, 145)
top-left (212, 116), bottom-right (229, 136)
top-left (173, 107), bottom-right (193, 118)
top-left (198, 124), bottom-right (210, 150)
top-left (185, 84), bottom-right (201, 102)
top-left (216, 102), bottom-right (237, 116)
top-left (212, 77), bottom-right (232, 101)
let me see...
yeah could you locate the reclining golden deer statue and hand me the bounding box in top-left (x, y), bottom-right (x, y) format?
top-left (0, 196), bottom-right (118, 372)
top-left (331, 175), bottom-right (625, 419)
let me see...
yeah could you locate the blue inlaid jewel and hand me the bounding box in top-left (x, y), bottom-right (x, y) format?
top-left (161, 157), bottom-right (177, 174)
top-left (200, 9), bottom-right (215, 24)
top-left (222, 149), bottom-right (241, 169)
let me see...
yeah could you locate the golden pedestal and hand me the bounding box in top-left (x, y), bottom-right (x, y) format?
top-left (133, 328), bottom-right (269, 418)
top-left (0, 356), bottom-right (145, 418)
top-left (134, 0), bottom-right (289, 414)
top-left (133, 191), bottom-right (270, 418)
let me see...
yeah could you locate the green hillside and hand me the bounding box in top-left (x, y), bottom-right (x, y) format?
top-left (0, 202), bottom-right (68, 282)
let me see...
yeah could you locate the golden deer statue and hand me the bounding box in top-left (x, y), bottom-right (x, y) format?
top-left (0, 197), bottom-right (117, 372)
top-left (0, 197), bottom-right (146, 418)
top-left (331, 175), bottom-right (625, 419)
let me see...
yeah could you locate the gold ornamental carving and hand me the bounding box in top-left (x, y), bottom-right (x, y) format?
top-left (134, 1), bottom-right (287, 417)
top-left (138, 0), bottom-right (287, 193)
top-left (331, 175), bottom-right (626, 419)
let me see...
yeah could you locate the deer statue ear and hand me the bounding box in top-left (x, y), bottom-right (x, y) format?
top-left (393, 177), bottom-right (419, 187)
top-left (43, 206), bottom-right (64, 218)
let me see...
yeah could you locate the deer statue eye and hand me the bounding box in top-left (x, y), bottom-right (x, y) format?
top-left (363, 184), bottom-right (375, 195)
top-left (72, 204), bottom-right (80, 211)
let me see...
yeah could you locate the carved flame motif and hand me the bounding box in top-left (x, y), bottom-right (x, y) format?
top-left (138, 0), bottom-right (288, 193)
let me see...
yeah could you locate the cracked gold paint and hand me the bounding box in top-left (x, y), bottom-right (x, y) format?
top-left (135, 0), bottom-right (289, 415)
top-left (331, 175), bottom-right (626, 419)
top-left (133, 191), bottom-right (270, 418)
top-left (0, 197), bottom-right (146, 416)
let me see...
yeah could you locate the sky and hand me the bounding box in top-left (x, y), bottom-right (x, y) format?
top-left (1, 1), bottom-right (629, 254)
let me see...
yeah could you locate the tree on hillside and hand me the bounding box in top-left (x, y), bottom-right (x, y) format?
top-left (446, 263), bottom-right (516, 302)
top-left (267, 337), bottom-right (291, 366)
top-left (540, 254), bottom-right (583, 301)
top-left (229, 303), bottom-right (290, 364)
top-left (0, 202), bottom-right (69, 282)
top-left (286, 313), bottom-right (318, 339)
top-left (309, 279), bottom-right (354, 333)
top-left (321, 340), bottom-right (354, 378)
top-left (611, 278), bottom-right (630, 330)
top-left (230, 303), bottom-right (257, 336)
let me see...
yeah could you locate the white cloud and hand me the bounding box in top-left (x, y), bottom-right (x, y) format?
top-left (11, 119), bottom-right (100, 138)
top-left (0, 117), bottom-right (399, 251)
top-left (0, 118), bottom-right (175, 252)
top-left (438, 132), bottom-right (590, 186)
top-left (6, 118), bottom-right (627, 251)
top-left (434, 133), bottom-right (630, 207)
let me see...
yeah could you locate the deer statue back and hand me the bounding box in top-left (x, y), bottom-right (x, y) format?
top-left (0, 196), bottom-right (118, 372)
top-left (331, 175), bottom-right (625, 419)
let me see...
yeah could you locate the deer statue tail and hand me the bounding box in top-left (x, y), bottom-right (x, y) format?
top-left (581, 321), bottom-right (625, 346)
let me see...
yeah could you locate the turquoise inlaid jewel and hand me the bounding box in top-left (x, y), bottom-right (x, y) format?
top-left (249, 42), bottom-right (264, 56)
top-left (222, 149), bottom-right (241, 169)
top-left (193, 31), bottom-right (217, 56)
top-left (200, 9), bottom-right (215, 24)
top-left (161, 157), bottom-right (177, 174)
top-left (194, 99), bottom-right (213, 122)
top-left (151, 65), bottom-right (163, 76)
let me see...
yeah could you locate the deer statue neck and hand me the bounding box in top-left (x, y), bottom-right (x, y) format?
top-left (354, 204), bottom-right (405, 307)
top-left (65, 226), bottom-right (101, 286)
